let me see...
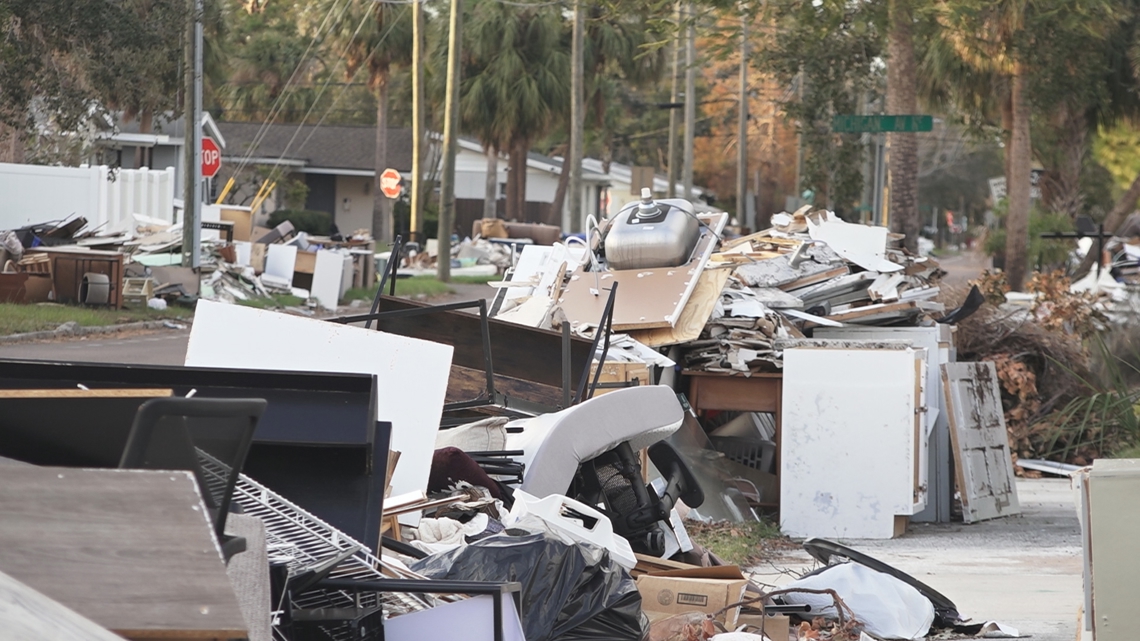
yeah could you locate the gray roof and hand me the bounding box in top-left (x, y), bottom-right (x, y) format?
top-left (215, 121), bottom-right (413, 172)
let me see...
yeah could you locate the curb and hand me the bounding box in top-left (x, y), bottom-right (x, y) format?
top-left (0, 319), bottom-right (191, 347)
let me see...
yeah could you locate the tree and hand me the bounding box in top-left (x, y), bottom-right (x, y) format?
top-left (0, 0), bottom-right (188, 163)
top-left (459, 0), bottom-right (568, 222)
top-left (754, 0), bottom-right (883, 216)
top-left (336, 0), bottom-right (413, 244)
top-left (887, 0), bottom-right (919, 253)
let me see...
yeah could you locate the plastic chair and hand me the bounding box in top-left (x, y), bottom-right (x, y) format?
top-left (118, 397), bottom-right (267, 560)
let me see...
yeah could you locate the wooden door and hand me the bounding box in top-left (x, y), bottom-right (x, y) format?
top-left (941, 362), bottom-right (1021, 523)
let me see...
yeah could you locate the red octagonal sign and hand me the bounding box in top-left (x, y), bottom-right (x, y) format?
top-left (379, 168), bottom-right (402, 199)
top-left (201, 136), bottom-right (221, 179)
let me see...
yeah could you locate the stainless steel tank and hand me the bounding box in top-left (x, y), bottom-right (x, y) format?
top-left (603, 189), bottom-right (701, 270)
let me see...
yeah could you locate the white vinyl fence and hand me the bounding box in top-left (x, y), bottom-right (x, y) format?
top-left (0, 162), bottom-right (176, 233)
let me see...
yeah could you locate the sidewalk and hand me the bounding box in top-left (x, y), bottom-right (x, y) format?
top-left (750, 478), bottom-right (1082, 640)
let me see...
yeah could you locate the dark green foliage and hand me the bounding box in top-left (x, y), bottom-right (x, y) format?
top-left (267, 209), bottom-right (333, 236)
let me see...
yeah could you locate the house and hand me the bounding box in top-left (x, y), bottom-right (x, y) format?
top-left (94, 113), bottom-right (228, 189)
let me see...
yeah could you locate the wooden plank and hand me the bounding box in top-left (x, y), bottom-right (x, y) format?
top-left (0, 466), bottom-right (246, 638)
top-left (0, 389), bottom-right (172, 399)
top-left (372, 295), bottom-right (592, 391)
top-left (445, 364), bottom-right (565, 408)
top-left (824, 300), bottom-right (921, 324)
top-left (627, 268), bottom-right (730, 347)
top-left (0, 568), bottom-right (125, 641)
top-left (941, 362), bottom-right (1021, 523)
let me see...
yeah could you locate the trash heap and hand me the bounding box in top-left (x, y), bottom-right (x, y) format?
top-left (0, 209), bottom-right (376, 312)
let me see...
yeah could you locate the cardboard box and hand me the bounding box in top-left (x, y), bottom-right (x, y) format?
top-left (294, 250), bottom-right (317, 275)
top-left (736, 613), bottom-right (790, 640)
top-left (636, 566), bottom-right (749, 629)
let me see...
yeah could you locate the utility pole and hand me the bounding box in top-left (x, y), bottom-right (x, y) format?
top-left (568, 0), bottom-right (584, 231)
top-left (437, 0), bottom-right (462, 282)
top-left (411, 0), bottom-right (425, 243)
top-left (682, 1), bottom-right (696, 201)
top-left (735, 9), bottom-right (748, 230)
top-left (666, 3), bottom-right (681, 198)
top-left (181, 0), bottom-right (202, 269)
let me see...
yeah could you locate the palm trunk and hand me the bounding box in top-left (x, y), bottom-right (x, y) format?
top-left (1051, 104), bottom-right (1086, 218)
top-left (373, 79), bottom-right (393, 244)
top-left (1005, 63), bottom-right (1032, 291)
top-left (551, 144), bottom-right (571, 226)
top-left (886, 0), bottom-right (918, 253)
top-left (483, 148), bottom-right (498, 219)
top-left (0, 121), bottom-right (25, 164)
top-left (1074, 172), bottom-right (1140, 278)
top-left (507, 139), bottom-right (528, 221)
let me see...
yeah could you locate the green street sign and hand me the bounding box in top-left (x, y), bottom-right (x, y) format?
top-left (831, 114), bottom-right (933, 133)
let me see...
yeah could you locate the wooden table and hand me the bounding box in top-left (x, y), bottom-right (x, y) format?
top-left (0, 466), bottom-right (248, 640)
top-left (685, 370), bottom-right (783, 507)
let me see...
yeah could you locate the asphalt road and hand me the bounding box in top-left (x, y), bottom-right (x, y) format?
top-left (0, 330), bottom-right (190, 365)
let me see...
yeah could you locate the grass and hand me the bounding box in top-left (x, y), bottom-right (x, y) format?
top-left (236, 294), bottom-right (305, 310)
top-left (1113, 444), bottom-right (1140, 459)
top-left (686, 519), bottom-right (787, 566)
top-left (0, 302), bottom-right (191, 335)
top-left (341, 276), bottom-right (457, 302)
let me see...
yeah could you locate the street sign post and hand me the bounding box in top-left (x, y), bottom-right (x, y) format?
top-left (379, 168), bottom-right (402, 199)
top-left (831, 114), bottom-right (933, 133)
top-left (201, 136), bottom-right (221, 178)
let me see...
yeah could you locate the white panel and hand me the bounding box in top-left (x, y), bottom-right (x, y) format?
top-left (781, 346), bottom-right (919, 539)
top-left (385, 595), bottom-right (525, 641)
top-left (264, 244), bottom-right (298, 282)
top-left (310, 250), bottom-right (344, 310)
top-left (1087, 459), bottom-right (1140, 641)
top-left (184, 301), bottom-right (454, 517)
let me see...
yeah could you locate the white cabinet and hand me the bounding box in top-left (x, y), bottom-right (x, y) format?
top-left (1076, 458), bottom-right (1140, 641)
top-left (780, 341), bottom-right (928, 539)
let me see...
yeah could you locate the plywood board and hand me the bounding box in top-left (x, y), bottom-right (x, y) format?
top-left (185, 301), bottom-right (454, 515)
top-left (264, 244), bottom-right (297, 282)
top-left (220, 206), bottom-right (253, 242)
top-left (781, 346), bottom-right (923, 539)
top-left (0, 466), bottom-right (246, 638)
top-left (559, 213), bottom-right (727, 331)
top-left (941, 362), bottom-right (1021, 523)
top-left (627, 267), bottom-right (730, 347)
top-left (0, 568), bottom-right (126, 641)
top-left (310, 250), bottom-right (344, 310)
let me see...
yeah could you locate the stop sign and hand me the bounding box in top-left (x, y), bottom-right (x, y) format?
top-left (201, 136), bottom-right (221, 178)
top-left (379, 168), bottom-right (402, 199)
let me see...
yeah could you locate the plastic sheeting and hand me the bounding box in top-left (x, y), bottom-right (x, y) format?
top-left (779, 563), bottom-right (934, 640)
top-left (411, 532), bottom-right (647, 641)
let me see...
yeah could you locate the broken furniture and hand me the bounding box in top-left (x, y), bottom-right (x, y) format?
top-left (119, 396), bottom-right (267, 560)
top-left (0, 358), bottom-right (391, 550)
top-left (0, 464), bottom-right (248, 640)
top-left (1075, 458), bottom-right (1140, 641)
top-left (780, 340), bottom-right (929, 539)
top-left (816, 324), bottom-right (956, 523)
top-left (26, 245), bottom-right (125, 308)
top-left (334, 294), bottom-right (593, 416)
top-left (683, 371), bottom-right (783, 508)
top-left (941, 362), bottom-right (1022, 523)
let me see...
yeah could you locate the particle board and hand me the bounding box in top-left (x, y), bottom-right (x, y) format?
top-left (941, 362), bottom-right (1021, 523)
top-left (628, 267), bottom-right (731, 347)
top-left (0, 466), bottom-right (246, 639)
top-left (186, 300), bottom-right (453, 515)
top-left (558, 213), bottom-right (727, 331)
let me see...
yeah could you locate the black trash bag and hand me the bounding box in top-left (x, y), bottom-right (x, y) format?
top-left (410, 531), bottom-right (647, 641)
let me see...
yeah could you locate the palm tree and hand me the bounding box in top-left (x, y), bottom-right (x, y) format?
top-left (460, 0), bottom-right (568, 222)
top-left (887, 0), bottom-right (918, 253)
top-left (336, 0), bottom-right (413, 244)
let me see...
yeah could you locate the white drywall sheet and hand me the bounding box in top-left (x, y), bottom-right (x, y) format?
top-left (185, 301), bottom-right (454, 519)
top-left (385, 595), bottom-right (525, 641)
top-left (264, 244), bottom-right (298, 282)
top-left (781, 345), bottom-right (924, 539)
top-left (310, 250), bottom-right (344, 310)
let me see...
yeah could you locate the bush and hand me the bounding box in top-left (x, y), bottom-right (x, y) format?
top-left (267, 209), bottom-right (333, 236)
